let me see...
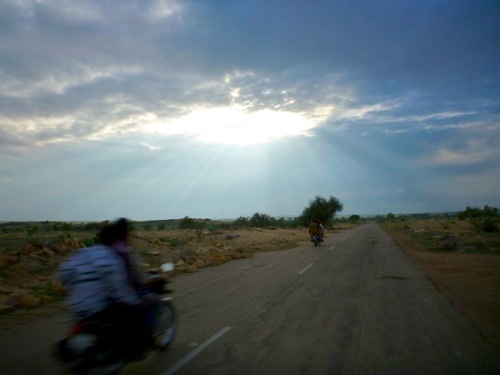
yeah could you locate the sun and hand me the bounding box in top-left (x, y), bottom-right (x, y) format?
top-left (145, 106), bottom-right (317, 145)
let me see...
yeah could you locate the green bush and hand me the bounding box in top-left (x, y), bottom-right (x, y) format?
top-left (178, 216), bottom-right (205, 230)
top-left (459, 205), bottom-right (498, 232)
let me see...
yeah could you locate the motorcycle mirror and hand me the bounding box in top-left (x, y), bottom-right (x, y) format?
top-left (160, 263), bottom-right (175, 273)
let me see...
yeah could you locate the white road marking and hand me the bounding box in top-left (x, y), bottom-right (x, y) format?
top-left (162, 327), bottom-right (232, 375)
top-left (329, 245), bottom-right (336, 250)
top-left (299, 263), bottom-right (314, 275)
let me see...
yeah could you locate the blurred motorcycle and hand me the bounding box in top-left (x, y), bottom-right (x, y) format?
top-left (55, 263), bottom-right (177, 374)
top-left (311, 234), bottom-right (322, 247)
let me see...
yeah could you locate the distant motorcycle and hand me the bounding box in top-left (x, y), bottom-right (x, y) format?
top-left (311, 234), bottom-right (322, 247)
top-left (55, 263), bottom-right (177, 374)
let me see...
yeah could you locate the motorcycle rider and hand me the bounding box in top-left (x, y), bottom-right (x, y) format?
top-left (308, 219), bottom-right (325, 242)
top-left (109, 218), bottom-right (165, 349)
top-left (57, 223), bottom-right (148, 361)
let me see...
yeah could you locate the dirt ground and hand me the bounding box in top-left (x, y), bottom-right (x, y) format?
top-left (385, 228), bottom-right (500, 353)
top-left (1, 223), bottom-right (499, 355)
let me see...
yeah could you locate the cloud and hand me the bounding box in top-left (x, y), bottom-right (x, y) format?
top-left (0, 0), bottom-right (499, 219)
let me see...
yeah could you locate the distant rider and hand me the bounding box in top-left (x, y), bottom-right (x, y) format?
top-left (308, 219), bottom-right (321, 242)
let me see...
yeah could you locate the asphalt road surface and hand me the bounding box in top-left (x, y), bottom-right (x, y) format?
top-left (1, 223), bottom-right (499, 374)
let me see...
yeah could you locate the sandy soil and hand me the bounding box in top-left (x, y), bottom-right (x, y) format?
top-left (385, 228), bottom-right (500, 352)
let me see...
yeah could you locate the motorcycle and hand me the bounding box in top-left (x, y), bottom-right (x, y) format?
top-left (55, 263), bottom-right (177, 374)
top-left (311, 234), bottom-right (322, 247)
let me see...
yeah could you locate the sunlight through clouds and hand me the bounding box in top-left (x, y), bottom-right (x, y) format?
top-left (145, 106), bottom-right (318, 145)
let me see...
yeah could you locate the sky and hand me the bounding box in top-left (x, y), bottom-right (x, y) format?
top-left (1, 0), bottom-right (499, 221)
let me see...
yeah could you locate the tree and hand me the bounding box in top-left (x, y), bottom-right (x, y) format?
top-left (178, 216), bottom-right (206, 230)
top-left (458, 205), bottom-right (498, 232)
top-left (232, 216), bottom-right (250, 227)
top-left (249, 212), bottom-right (275, 228)
top-left (349, 215), bottom-right (360, 223)
top-left (298, 196), bottom-right (343, 226)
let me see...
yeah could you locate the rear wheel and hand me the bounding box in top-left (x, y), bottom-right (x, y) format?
top-left (153, 300), bottom-right (178, 350)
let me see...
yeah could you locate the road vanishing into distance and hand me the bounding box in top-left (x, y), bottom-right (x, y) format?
top-left (1, 223), bottom-right (499, 374)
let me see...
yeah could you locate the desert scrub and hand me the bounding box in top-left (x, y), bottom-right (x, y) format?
top-left (159, 237), bottom-right (187, 248)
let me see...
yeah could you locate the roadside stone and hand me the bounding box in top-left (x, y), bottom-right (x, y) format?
top-left (64, 238), bottom-right (84, 250)
top-left (41, 246), bottom-right (56, 257)
top-left (174, 266), bottom-right (186, 273)
top-left (0, 285), bottom-right (14, 294)
top-left (19, 256), bottom-right (43, 272)
top-left (37, 275), bottom-right (54, 282)
top-left (0, 305), bottom-right (16, 314)
top-left (51, 281), bottom-right (65, 296)
top-left (459, 241), bottom-right (485, 251)
top-left (17, 294), bottom-right (41, 309)
top-left (147, 250), bottom-right (160, 256)
top-left (184, 265), bottom-right (198, 273)
top-left (50, 243), bottom-right (70, 254)
top-left (19, 244), bottom-right (39, 256)
top-left (40, 295), bottom-right (52, 304)
top-left (0, 255), bottom-right (19, 268)
top-left (28, 253), bottom-right (48, 262)
top-left (225, 233), bottom-right (241, 240)
top-left (194, 259), bottom-right (206, 268)
top-left (229, 250), bottom-right (242, 259)
top-left (241, 252), bottom-right (253, 258)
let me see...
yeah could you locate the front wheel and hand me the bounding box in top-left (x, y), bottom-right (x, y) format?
top-left (153, 299), bottom-right (178, 350)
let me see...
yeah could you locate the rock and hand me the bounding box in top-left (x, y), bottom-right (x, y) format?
top-left (440, 241), bottom-right (457, 250)
top-left (0, 285), bottom-right (14, 294)
top-left (225, 233), bottom-right (241, 240)
top-left (28, 253), bottom-right (47, 262)
top-left (175, 259), bottom-right (186, 267)
top-left (64, 238), bottom-right (84, 250)
top-left (184, 265), bottom-right (198, 273)
top-left (213, 241), bottom-right (224, 248)
top-left (0, 255), bottom-right (19, 268)
top-left (174, 266), bottom-right (186, 273)
top-left (17, 295), bottom-right (41, 309)
top-left (0, 296), bottom-right (17, 314)
top-left (19, 244), bottom-right (39, 256)
top-left (0, 305), bottom-right (16, 314)
top-left (41, 246), bottom-right (56, 257)
top-left (50, 243), bottom-right (70, 254)
top-left (147, 250), bottom-right (160, 256)
top-left (194, 259), bottom-right (206, 268)
top-left (51, 281), bottom-right (65, 296)
top-left (37, 275), bottom-right (54, 282)
top-left (459, 242), bottom-right (485, 251)
top-left (229, 250), bottom-right (242, 259)
top-left (40, 295), bottom-right (52, 304)
top-left (19, 256), bottom-right (43, 272)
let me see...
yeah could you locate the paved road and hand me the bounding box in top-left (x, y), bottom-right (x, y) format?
top-left (1, 223), bottom-right (499, 374)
